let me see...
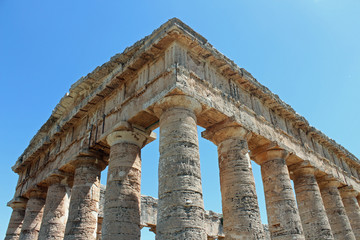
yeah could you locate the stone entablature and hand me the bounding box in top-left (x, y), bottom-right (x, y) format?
top-left (12, 19), bottom-right (360, 198)
top-left (6, 18), bottom-right (360, 240)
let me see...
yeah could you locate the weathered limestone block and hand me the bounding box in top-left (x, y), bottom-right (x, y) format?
top-left (254, 149), bottom-right (305, 240)
top-left (38, 176), bottom-right (71, 240)
top-left (291, 165), bottom-right (334, 240)
top-left (19, 188), bottom-right (46, 240)
top-left (96, 185), bottom-right (106, 240)
top-left (100, 188), bottom-right (272, 239)
top-left (64, 154), bottom-right (106, 240)
top-left (318, 178), bottom-right (356, 240)
top-left (339, 186), bottom-right (360, 239)
top-left (5, 197), bottom-right (28, 240)
top-left (102, 125), bottom-right (149, 240)
top-left (202, 124), bottom-right (264, 239)
top-left (96, 218), bottom-right (102, 240)
top-left (154, 95), bottom-right (207, 240)
top-left (140, 195), bottom-right (158, 229)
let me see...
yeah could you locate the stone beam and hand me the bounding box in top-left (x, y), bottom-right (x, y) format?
top-left (11, 18), bottom-right (360, 205)
top-left (176, 67), bottom-right (360, 192)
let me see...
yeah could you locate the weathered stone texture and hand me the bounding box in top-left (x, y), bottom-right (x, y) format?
top-left (203, 125), bottom-right (264, 239)
top-left (292, 166), bottom-right (334, 239)
top-left (155, 95), bottom-right (207, 240)
top-left (19, 190), bottom-right (46, 240)
top-left (102, 129), bottom-right (145, 240)
top-left (5, 198), bottom-right (27, 240)
top-left (99, 191), bottom-right (270, 240)
top-left (6, 18), bottom-right (360, 240)
top-left (318, 179), bottom-right (356, 240)
top-left (64, 156), bottom-right (105, 240)
top-left (38, 179), bottom-right (70, 240)
top-left (255, 149), bottom-right (305, 240)
top-left (340, 187), bottom-right (360, 239)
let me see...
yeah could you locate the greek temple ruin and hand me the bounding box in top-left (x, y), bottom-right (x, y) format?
top-left (5, 18), bottom-right (360, 240)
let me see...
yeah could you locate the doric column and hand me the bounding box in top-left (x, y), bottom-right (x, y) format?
top-left (64, 154), bottom-right (106, 240)
top-left (253, 149), bottom-right (305, 240)
top-left (154, 95), bottom-right (207, 240)
top-left (291, 164), bottom-right (333, 239)
top-left (102, 123), bottom-right (153, 240)
top-left (19, 188), bottom-right (47, 240)
top-left (38, 175), bottom-right (71, 240)
top-left (318, 178), bottom-right (355, 240)
top-left (202, 124), bottom-right (264, 239)
top-left (339, 186), bottom-right (360, 239)
top-left (5, 197), bottom-right (28, 240)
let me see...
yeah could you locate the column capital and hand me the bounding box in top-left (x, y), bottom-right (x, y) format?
top-left (339, 186), bottom-right (359, 198)
top-left (107, 128), bottom-right (155, 148)
top-left (44, 175), bottom-right (68, 186)
top-left (72, 154), bottom-right (107, 171)
top-left (202, 119), bottom-right (250, 145)
top-left (252, 148), bottom-right (289, 165)
top-left (289, 161), bottom-right (316, 176)
top-left (7, 197), bottom-right (28, 209)
top-left (153, 95), bottom-right (202, 117)
top-left (28, 186), bottom-right (47, 199)
top-left (317, 176), bottom-right (340, 188)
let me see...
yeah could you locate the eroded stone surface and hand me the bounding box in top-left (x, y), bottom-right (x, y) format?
top-left (102, 130), bottom-right (145, 240)
top-left (38, 179), bottom-right (70, 240)
top-left (64, 156), bottom-right (105, 240)
top-left (19, 189), bottom-right (46, 240)
top-left (255, 149), bottom-right (305, 240)
top-left (6, 18), bottom-right (360, 240)
top-left (318, 179), bottom-right (356, 240)
top-left (291, 166), bottom-right (334, 240)
top-left (99, 192), bottom-right (270, 240)
top-left (203, 125), bottom-right (264, 239)
top-left (155, 95), bottom-right (207, 240)
top-left (339, 187), bottom-right (360, 239)
top-left (5, 198), bottom-right (27, 240)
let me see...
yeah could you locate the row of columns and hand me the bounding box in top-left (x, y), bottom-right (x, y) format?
top-left (6, 155), bottom-right (106, 240)
top-left (6, 94), bottom-right (360, 240)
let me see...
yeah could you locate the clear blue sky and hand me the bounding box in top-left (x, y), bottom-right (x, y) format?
top-left (1, 1), bottom-right (359, 239)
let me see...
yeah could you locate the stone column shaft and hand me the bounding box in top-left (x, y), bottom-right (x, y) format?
top-left (64, 155), bottom-right (105, 240)
top-left (96, 218), bottom-right (103, 240)
top-left (255, 149), bottom-right (305, 240)
top-left (340, 187), bottom-right (360, 239)
top-left (102, 128), bottom-right (147, 240)
top-left (203, 125), bottom-right (264, 239)
top-left (318, 179), bottom-right (355, 240)
top-left (292, 166), bottom-right (333, 240)
top-left (5, 198), bottom-right (28, 240)
top-left (38, 177), bottom-right (71, 240)
top-left (19, 189), bottom-right (46, 240)
top-left (155, 95), bottom-right (206, 240)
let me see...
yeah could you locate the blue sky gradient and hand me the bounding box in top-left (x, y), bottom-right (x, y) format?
top-left (1, 1), bottom-right (359, 238)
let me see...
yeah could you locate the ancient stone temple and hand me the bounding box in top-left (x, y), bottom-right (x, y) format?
top-left (5, 18), bottom-right (360, 240)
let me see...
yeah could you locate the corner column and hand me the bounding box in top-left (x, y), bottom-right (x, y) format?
top-left (202, 124), bottom-right (264, 239)
top-left (102, 124), bottom-right (154, 240)
top-left (5, 197), bottom-right (28, 240)
top-left (64, 154), bottom-right (106, 240)
top-left (254, 149), bottom-right (305, 240)
top-left (339, 186), bottom-right (360, 239)
top-left (291, 164), bottom-right (334, 239)
top-left (154, 95), bottom-right (207, 240)
top-left (19, 188), bottom-right (47, 240)
top-left (38, 175), bottom-right (71, 240)
top-left (318, 178), bottom-right (355, 240)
